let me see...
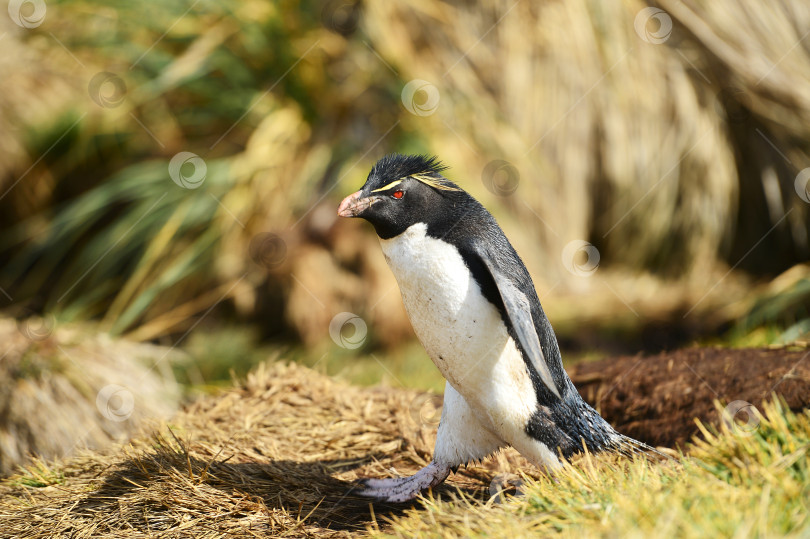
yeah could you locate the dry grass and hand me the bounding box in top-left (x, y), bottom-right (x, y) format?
top-left (1, 360), bottom-right (808, 537)
top-left (0, 361), bottom-right (559, 537)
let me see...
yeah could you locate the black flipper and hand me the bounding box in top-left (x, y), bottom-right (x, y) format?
top-left (476, 249), bottom-right (562, 400)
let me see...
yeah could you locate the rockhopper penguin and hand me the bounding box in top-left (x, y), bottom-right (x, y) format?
top-left (337, 154), bottom-right (657, 502)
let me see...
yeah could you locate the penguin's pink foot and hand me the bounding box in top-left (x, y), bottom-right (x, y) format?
top-left (354, 461), bottom-right (451, 502)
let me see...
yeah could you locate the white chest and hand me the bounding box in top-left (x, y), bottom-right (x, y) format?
top-left (379, 223), bottom-right (537, 431)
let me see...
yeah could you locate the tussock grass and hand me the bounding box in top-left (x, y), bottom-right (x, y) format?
top-left (1, 361), bottom-right (807, 537)
top-left (0, 318), bottom-right (181, 477)
top-left (2, 0), bottom-right (810, 349)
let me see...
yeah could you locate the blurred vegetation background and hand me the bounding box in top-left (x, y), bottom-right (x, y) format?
top-left (1, 0), bottom-right (810, 401)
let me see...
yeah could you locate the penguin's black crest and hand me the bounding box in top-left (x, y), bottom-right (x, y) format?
top-left (366, 154), bottom-right (456, 192)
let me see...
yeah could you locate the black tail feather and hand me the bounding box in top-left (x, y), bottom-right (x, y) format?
top-left (611, 434), bottom-right (677, 462)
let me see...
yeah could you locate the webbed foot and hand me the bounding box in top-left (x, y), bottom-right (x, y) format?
top-left (354, 461), bottom-right (451, 502)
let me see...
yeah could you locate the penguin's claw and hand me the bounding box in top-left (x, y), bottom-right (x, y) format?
top-left (488, 473), bottom-right (526, 503)
top-left (353, 461), bottom-right (451, 503)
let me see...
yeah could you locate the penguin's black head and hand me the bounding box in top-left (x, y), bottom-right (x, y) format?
top-left (338, 154), bottom-right (463, 239)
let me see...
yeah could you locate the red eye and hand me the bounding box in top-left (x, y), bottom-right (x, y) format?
top-left (392, 190), bottom-right (404, 199)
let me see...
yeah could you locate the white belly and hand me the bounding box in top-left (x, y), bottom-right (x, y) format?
top-left (379, 223), bottom-right (538, 438)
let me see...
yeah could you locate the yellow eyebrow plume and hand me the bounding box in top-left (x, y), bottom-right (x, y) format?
top-left (410, 172), bottom-right (461, 191)
top-left (370, 173), bottom-right (460, 193)
top-left (370, 179), bottom-right (404, 193)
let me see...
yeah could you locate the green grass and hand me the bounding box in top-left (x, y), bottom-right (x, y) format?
top-left (175, 324), bottom-right (276, 390)
top-left (11, 460), bottom-right (64, 489)
top-left (376, 400), bottom-right (810, 538)
top-left (304, 340), bottom-right (446, 393)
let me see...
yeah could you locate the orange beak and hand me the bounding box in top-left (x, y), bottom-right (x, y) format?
top-left (338, 191), bottom-right (378, 217)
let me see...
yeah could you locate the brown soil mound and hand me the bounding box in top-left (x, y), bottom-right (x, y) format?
top-left (569, 346), bottom-right (810, 449)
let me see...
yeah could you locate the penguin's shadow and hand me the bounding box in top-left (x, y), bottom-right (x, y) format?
top-left (77, 453), bottom-right (488, 533)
